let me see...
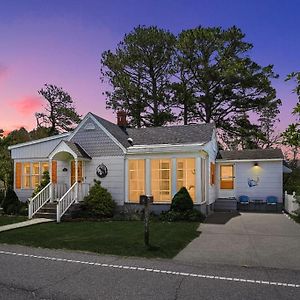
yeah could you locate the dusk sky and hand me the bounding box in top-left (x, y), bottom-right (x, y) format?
top-left (0, 0), bottom-right (299, 134)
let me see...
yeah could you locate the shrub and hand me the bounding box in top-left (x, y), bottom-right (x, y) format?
top-left (32, 171), bottom-right (50, 197)
top-left (170, 187), bottom-right (193, 212)
top-left (83, 180), bottom-right (115, 218)
top-left (160, 209), bottom-right (205, 222)
top-left (1, 187), bottom-right (22, 215)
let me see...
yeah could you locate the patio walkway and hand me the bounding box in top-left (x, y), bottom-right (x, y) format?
top-left (0, 218), bottom-right (54, 233)
top-left (175, 212), bottom-right (300, 270)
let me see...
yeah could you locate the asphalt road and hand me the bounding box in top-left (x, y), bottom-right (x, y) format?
top-left (0, 244), bottom-right (299, 300)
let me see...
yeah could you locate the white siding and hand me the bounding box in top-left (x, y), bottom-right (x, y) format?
top-left (216, 161), bottom-right (283, 202)
top-left (84, 156), bottom-right (125, 205)
top-left (10, 136), bottom-right (67, 160)
top-left (203, 130), bottom-right (218, 205)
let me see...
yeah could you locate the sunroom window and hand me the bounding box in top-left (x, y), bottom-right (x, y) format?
top-left (128, 160), bottom-right (145, 203)
top-left (151, 159), bottom-right (171, 202)
top-left (177, 158), bottom-right (195, 201)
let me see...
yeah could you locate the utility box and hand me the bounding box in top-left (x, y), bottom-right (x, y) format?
top-left (139, 195), bottom-right (153, 205)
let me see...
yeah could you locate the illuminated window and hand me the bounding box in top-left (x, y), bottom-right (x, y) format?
top-left (32, 163), bottom-right (40, 188)
top-left (220, 165), bottom-right (234, 189)
top-left (177, 158), bottom-right (195, 201)
top-left (21, 162), bottom-right (49, 189)
top-left (151, 159), bottom-right (171, 202)
top-left (22, 163), bottom-right (31, 189)
top-left (128, 160), bottom-right (145, 203)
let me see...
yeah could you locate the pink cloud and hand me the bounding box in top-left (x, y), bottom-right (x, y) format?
top-left (10, 95), bottom-right (43, 116)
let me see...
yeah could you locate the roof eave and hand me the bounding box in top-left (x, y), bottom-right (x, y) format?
top-left (216, 158), bottom-right (283, 163)
top-left (8, 132), bottom-right (71, 150)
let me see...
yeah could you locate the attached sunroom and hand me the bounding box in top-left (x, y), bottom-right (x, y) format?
top-left (125, 145), bottom-right (213, 206)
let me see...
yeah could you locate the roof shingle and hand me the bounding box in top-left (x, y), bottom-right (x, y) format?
top-left (217, 148), bottom-right (284, 160)
top-left (92, 113), bottom-right (214, 147)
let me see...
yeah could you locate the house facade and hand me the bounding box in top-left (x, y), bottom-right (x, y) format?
top-left (8, 112), bottom-right (284, 219)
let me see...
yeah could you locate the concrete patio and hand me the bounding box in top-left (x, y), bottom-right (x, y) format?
top-left (175, 212), bottom-right (300, 270)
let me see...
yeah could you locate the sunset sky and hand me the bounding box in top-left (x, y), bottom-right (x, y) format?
top-left (0, 0), bottom-right (299, 134)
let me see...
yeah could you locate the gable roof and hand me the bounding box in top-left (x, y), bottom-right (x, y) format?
top-left (91, 113), bottom-right (131, 148)
top-left (217, 148), bottom-right (284, 161)
top-left (63, 141), bottom-right (92, 159)
top-left (91, 113), bottom-right (214, 147)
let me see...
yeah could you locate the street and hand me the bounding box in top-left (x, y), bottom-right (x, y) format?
top-left (0, 244), bottom-right (299, 300)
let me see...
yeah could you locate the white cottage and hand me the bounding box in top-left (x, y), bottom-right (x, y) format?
top-left (8, 112), bottom-right (284, 221)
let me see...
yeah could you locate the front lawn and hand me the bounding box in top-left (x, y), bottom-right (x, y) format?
top-left (0, 221), bottom-right (200, 258)
top-left (0, 215), bottom-right (27, 226)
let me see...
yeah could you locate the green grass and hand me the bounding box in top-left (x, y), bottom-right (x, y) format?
top-left (0, 215), bottom-right (27, 226)
top-left (0, 221), bottom-right (200, 258)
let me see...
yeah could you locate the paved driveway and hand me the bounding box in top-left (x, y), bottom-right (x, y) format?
top-left (175, 212), bottom-right (300, 270)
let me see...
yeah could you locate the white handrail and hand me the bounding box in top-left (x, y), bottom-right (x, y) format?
top-left (53, 183), bottom-right (68, 200)
top-left (28, 182), bottom-right (52, 219)
top-left (57, 182), bottom-right (78, 223)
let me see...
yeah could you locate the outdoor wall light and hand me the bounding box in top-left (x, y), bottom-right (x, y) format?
top-left (254, 162), bottom-right (259, 167)
top-left (62, 168), bottom-right (68, 172)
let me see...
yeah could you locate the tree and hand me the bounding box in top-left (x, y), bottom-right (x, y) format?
top-left (0, 128), bottom-right (31, 190)
top-left (177, 26), bottom-right (281, 143)
top-left (219, 113), bottom-right (263, 150)
top-left (282, 72), bottom-right (300, 165)
top-left (36, 84), bottom-right (81, 135)
top-left (101, 26), bottom-right (177, 127)
top-left (256, 99), bottom-right (281, 148)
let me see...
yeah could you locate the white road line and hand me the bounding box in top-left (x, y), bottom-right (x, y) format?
top-left (0, 250), bottom-right (299, 289)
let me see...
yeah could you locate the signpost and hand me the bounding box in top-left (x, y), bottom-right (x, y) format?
top-left (139, 195), bottom-right (153, 247)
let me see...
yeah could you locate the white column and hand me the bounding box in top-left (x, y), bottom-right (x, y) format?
top-left (49, 158), bottom-right (53, 203)
top-left (124, 159), bottom-right (129, 203)
top-left (171, 158), bottom-right (177, 197)
top-left (145, 159), bottom-right (151, 196)
top-left (75, 159), bottom-right (78, 203)
top-left (195, 157), bottom-right (201, 204)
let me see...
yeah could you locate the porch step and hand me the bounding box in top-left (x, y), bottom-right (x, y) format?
top-left (214, 198), bottom-right (237, 212)
top-left (33, 202), bottom-right (78, 220)
top-left (33, 203), bottom-right (56, 219)
top-left (34, 212), bottom-right (56, 219)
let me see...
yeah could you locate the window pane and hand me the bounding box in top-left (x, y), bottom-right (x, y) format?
top-left (151, 159), bottom-right (171, 202)
top-left (176, 158), bottom-right (195, 201)
top-left (23, 163), bottom-right (30, 175)
top-left (220, 165), bottom-right (234, 189)
top-left (33, 163), bottom-right (40, 175)
top-left (41, 163), bottom-right (49, 173)
top-left (23, 176), bottom-right (31, 188)
top-left (128, 160), bottom-right (145, 203)
top-left (32, 175), bottom-right (40, 188)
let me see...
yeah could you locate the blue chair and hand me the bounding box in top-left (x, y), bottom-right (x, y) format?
top-left (266, 196), bottom-right (278, 205)
top-left (239, 195), bottom-right (249, 205)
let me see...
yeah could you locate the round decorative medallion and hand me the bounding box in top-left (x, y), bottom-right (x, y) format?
top-left (96, 163), bottom-right (108, 178)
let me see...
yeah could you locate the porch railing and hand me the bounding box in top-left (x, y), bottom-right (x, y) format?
top-left (28, 182), bottom-right (51, 219)
top-left (57, 182), bottom-right (78, 223)
top-left (53, 183), bottom-right (68, 200)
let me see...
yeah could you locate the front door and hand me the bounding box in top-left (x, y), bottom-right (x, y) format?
top-left (219, 164), bottom-right (235, 198)
top-left (71, 160), bottom-right (83, 185)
